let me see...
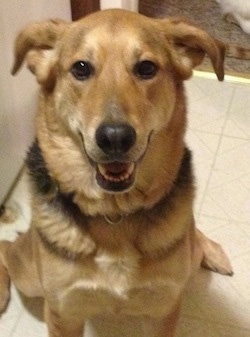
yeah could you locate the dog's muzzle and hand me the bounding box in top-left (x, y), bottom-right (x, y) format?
top-left (94, 123), bottom-right (136, 192)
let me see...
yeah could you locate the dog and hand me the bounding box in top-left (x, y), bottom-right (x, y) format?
top-left (0, 9), bottom-right (232, 337)
top-left (216, 0), bottom-right (250, 34)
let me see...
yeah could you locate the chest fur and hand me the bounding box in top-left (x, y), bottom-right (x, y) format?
top-left (45, 243), bottom-right (191, 318)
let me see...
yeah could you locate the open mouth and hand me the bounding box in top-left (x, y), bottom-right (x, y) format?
top-left (96, 162), bottom-right (136, 192)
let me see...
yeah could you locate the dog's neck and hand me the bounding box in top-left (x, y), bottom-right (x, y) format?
top-left (26, 140), bottom-right (194, 259)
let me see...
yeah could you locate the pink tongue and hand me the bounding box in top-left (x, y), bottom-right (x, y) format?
top-left (104, 162), bottom-right (129, 174)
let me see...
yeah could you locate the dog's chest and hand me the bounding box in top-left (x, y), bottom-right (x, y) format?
top-left (58, 249), bottom-right (184, 317)
top-left (93, 250), bottom-right (138, 296)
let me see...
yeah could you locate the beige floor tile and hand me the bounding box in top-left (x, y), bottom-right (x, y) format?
top-left (224, 84), bottom-right (250, 139)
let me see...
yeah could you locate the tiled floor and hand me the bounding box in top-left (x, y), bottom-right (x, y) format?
top-left (0, 74), bottom-right (250, 336)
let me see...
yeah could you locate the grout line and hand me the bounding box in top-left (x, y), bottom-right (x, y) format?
top-left (195, 83), bottom-right (237, 214)
top-left (7, 311), bottom-right (23, 337)
top-left (197, 213), bottom-right (250, 224)
top-left (189, 128), bottom-right (250, 141)
top-left (223, 118), bottom-right (250, 140)
top-left (203, 169), bottom-right (250, 192)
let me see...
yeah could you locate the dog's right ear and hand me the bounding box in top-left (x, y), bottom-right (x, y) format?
top-left (11, 19), bottom-right (68, 89)
top-left (158, 18), bottom-right (225, 81)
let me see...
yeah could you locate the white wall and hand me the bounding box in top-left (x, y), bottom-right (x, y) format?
top-left (0, 1), bottom-right (71, 204)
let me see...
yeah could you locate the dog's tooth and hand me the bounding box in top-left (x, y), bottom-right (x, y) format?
top-left (128, 163), bottom-right (135, 175)
top-left (98, 162), bottom-right (135, 183)
top-left (98, 164), bottom-right (106, 176)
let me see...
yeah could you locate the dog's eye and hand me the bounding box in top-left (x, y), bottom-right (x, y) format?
top-left (71, 61), bottom-right (93, 80)
top-left (134, 60), bottom-right (158, 79)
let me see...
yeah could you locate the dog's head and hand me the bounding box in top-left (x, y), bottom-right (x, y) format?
top-left (12, 10), bottom-right (225, 196)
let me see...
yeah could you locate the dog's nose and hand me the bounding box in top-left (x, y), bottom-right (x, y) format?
top-left (96, 123), bottom-right (136, 155)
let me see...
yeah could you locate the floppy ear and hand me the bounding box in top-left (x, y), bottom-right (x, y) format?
top-left (161, 18), bottom-right (225, 81)
top-left (11, 19), bottom-right (68, 89)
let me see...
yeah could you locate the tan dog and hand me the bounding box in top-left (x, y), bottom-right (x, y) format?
top-left (0, 9), bottom-right (232, 337)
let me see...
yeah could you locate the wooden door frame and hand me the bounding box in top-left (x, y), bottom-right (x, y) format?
top-left (71, 0), bottom-right (100, 20)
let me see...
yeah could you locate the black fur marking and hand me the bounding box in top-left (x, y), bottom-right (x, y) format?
top-left (174, 148), bottom-right (193, 193)
top-left (26, 140), bottom-right (90, 227)
top-left (37, 228), bottom-right (85, 260)
top-left (144, 148), bottom-right (193, 221)
top-left (26, 140), bottom-right (54, 195)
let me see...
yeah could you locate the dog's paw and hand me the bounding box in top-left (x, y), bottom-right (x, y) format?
top-left (201, 240), bottom-right (233, 276)
top-left (197, 229), bottom-right (233, 276)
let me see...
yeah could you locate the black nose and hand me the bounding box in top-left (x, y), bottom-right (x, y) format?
top-left (96, 123), bottom-right (136, 155)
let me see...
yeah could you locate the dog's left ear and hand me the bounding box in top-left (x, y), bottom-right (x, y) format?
top-left (11, 19), bottom-right (68, 90)
top-left (160, 18), bottom-right (225, 81)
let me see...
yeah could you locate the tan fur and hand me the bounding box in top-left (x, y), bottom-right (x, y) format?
top-left (0, 10), bottom-right (232, 337)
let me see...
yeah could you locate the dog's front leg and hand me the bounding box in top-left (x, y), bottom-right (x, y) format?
top-left (160, 301), bottom-right (181, 337)
top-left (144, 300), bottom-right (181, 337)
top-left (44, 301), bottom-right (84, 337)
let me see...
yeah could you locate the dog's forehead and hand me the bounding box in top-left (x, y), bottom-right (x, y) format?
top-left (64, 10), bottom-right (164, 59)
top-left (77, 9), bottom-right (157, 34)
